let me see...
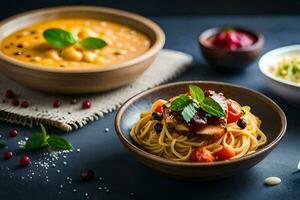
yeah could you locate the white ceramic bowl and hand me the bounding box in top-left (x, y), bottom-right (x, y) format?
top-left (259, 45), bottom-right (300, 102)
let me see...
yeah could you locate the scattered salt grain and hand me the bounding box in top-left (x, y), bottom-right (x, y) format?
top-left (264, 177), bottom-right (281, 186)
top-left (77, 149), bottom-right (81, 152)
top-left (105, 128), bottom-right (109, 132)
top-left (297, 161), bottom-right (300, 170)
top-left (56, 170), bottom-right (61, 174)
top-left (18, 140), bottom-right (26, 149)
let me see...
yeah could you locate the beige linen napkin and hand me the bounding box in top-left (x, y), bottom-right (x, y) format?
top-left (0, 49), bottom-right (193, 131)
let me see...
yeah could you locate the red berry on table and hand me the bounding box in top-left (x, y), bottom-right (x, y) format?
top-left (5, 90), bottom-right (14, 99)
top-left (11, 98), bottom-right (19, 106)
top-left (3, 151), bottom-right (13, 159)
top-left (19, 155), bottom-right (31, 167)
top-left (80, 169), bottom-right (95, 181)
top-left (9, 129), bottom-right (18, 137)
top-left (82, 100), bottom-right (92, 109)
top-left (20, 100), bottom-right (29, 108)
top-left (53, 100), bottom-right (61, 108)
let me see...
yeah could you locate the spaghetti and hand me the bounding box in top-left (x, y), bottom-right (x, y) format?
top-left (130, 86), bottom-right (267, 163)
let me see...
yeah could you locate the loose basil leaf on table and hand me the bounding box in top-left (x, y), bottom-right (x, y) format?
top-left (24, 124), bottom-right (73, 151)
top-left (43, 28), bottom-right (78, 49)
top-left (80, 37), bottom-right (108, 50)
top-left (25, 133), bottom-right (47, 150)
top-left (0, 140), bottom-right (7, 149)
top-left (47, 135), bottom-right (73, 150)
top-left (40, 124), bottom-right (48, 143)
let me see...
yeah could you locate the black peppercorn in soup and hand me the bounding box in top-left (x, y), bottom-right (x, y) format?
top-left (0, 18), bottom-right (151, 69)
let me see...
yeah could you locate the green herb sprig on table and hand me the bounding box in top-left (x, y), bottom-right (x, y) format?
top-left (170, 85), bottom-right (225, 123)
top-left (0, 140), bottom-right (7, 149)
top-left (43, 28), bottom-right (107, 50)
top-left (25, 124), bottom-right (73, 151)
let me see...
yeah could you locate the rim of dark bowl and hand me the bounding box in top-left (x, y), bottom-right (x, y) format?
top-left (115, 81), bottom-right (287, 167)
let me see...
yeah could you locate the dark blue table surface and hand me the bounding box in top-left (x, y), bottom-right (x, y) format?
top-left (0, 16), bottom-right (300, 200)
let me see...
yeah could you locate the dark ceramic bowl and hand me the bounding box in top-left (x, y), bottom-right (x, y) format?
top-left (199, 27), bottom-right (264, 70)
top-left (115, 81), bottom-right (286, 180)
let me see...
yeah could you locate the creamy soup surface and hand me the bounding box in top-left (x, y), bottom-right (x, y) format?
top-left (0, 18), bottom-right (151, 69)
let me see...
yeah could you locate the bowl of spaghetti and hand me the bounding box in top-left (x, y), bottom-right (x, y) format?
top-left (115, 81), bottom-right (286, 180)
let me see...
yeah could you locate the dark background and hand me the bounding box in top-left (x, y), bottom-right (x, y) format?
top-left (1, 0), bottom-right (300, 18)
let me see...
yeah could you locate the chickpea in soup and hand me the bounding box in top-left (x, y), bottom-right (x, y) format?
top-left (0, 18), bottom-right (151, 69)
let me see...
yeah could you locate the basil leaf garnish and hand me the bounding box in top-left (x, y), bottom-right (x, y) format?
top-left (170, 85), bottom-right (226, 120)
top-left (200, 97), bottom-right (225, 117)
top-left (170, 95), bottom-right (191, 111)
top-left (80, 37), bottom-right (107, 50)
top-left (43, 28), bottom-right (78, 49)
top-left (182, 103), bottom-right (199, 123)
top-left (25, 133), bottom-right (46, 150)
top-left (48, 135), bottom-right (73, 150)
top-left (189, 85), bottom-right (204, 102)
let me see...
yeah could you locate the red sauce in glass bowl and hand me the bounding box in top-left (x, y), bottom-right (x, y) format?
top-left (209, 29), bottom-right (257, 50)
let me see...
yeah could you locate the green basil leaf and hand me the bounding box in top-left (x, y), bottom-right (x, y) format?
top-left (200, 97), bottom-right (225, 117)
top-left (80, 37), bottom-right (107, 50)
top-left (0, 140), bottom-right (7, 149)
top-left (189, 85), bottom-right (205, 102)
top-left (181, 103), bottom-right (199, 123)
top-left (43, 28), bottom-right (78, 49)
top-left (25, 133), bottom-right (47, 150)
top-left (170, 95), bottom-right (191, 111)
top-left (39, 124), bottom-right (48, 143)
top-left (48, 135), bottom-right (73, 150)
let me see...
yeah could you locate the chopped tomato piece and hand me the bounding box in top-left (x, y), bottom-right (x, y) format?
top-left (155, 105), bottom-right (163, 113)
top-left (191, 148), bottom-right (215, 162)
top-left (216, 145), bottom-right (235, 160)
top-left (226, 99), bottom-right (242, 123)
top-left (185, 92), bottom-right (190, 96)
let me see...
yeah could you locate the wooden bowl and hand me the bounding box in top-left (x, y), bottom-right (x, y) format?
top-left (0, 6), bottom-right (165, 94)
top-left (115, 81), bottom-right (287, 180)
top-left (199, 27), bottom-right (264, 70)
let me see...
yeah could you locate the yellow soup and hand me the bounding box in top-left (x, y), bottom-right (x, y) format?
top-left (0, 18), bottom-right (151, 69)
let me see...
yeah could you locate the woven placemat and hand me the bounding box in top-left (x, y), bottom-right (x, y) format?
top-left (0, 49), bottom-right (193, 132)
